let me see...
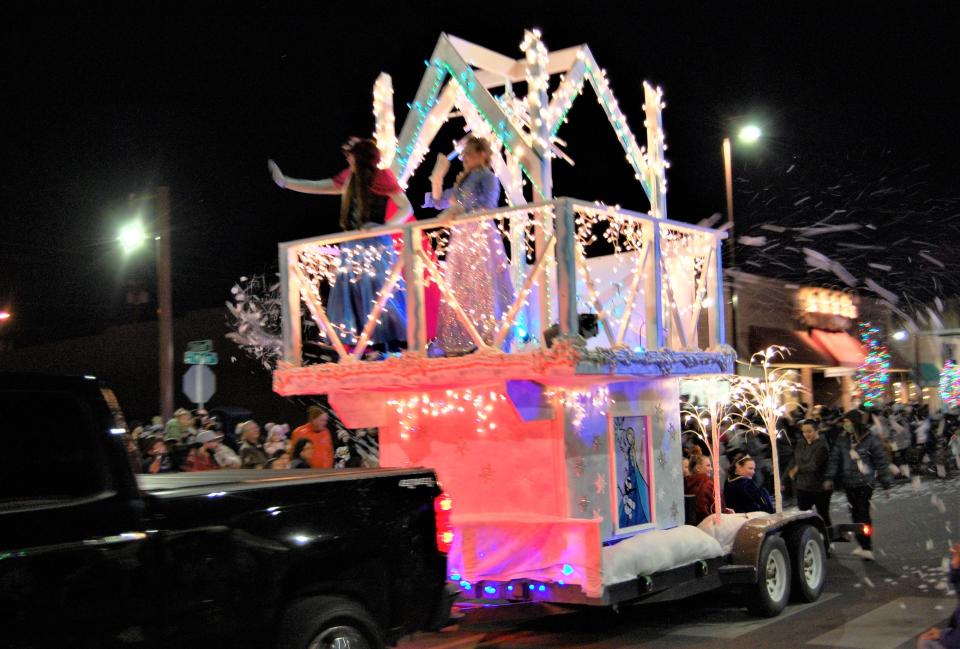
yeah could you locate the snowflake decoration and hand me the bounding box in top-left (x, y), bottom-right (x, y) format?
top-left (666, 422), bottom-right (679, 441)
top-left (454, 438), bottom-right (469, 457)
top-left (592, 435), bottom-right (603, 451)
top-left (656, 449), bottom-right (666, 468)
top-left (479, 464), bottom-right (494, 482)
top-left (670, 501), bottom-right (680, 520)
top-left (594, 473), bottom-right (607, 495)
top-left (579, 495), bottom-right (591, 513)
top-left (592, 508), bottom-right (603, 519)
top-left (575, 457), bottom-right (586, 477)
top-left (654, 402), bottom-right (666, 427)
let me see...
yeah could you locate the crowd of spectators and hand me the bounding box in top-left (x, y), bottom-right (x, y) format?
top-left (126, 404), bottom-right (374, 474)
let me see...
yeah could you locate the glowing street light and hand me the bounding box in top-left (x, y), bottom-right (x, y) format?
top-left (738, 124), bottom-right (762, 144)
top-left (893, 330), bottom-right (908, 341)
top-left (117, 188), bottom-right (175, 420)
top-left (118, 219), bottom-right (148, 254)
top-left (0, 310), bottom-right (11, 321)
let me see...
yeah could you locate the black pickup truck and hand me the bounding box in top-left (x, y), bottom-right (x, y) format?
top-left (0, 373), bottom-right (453, 648)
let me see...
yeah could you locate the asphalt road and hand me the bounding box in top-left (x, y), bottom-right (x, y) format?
top-left (401, 474), bottom-right (960, 649)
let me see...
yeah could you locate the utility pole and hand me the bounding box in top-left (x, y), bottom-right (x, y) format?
top-left (156, 186), bottom-right (174, 421)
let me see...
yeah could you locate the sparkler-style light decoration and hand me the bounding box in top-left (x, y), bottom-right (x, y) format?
top-left (729, 346), bottom-right (804, 513)
top-left (854, 322), bottom-right (890, 408)
top-left (373, 73), bottom-right (397, 169)
top-left (387, 389), bottom-right (508, 438)
top-left (545, 386), bottom-right (609, 428)
top-left (938, 359), bottom-right (960, 409)
top-left (681, 377), bottom-right (733, 523)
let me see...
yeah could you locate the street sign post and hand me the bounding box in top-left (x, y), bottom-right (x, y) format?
top-left (187, 339), bottom-right (214, 352)
top-left (183, 351), bottom-right (218, 365)
top-left (183, 365), bottom-right (216, 408)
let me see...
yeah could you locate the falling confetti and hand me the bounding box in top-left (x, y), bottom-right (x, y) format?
top-left (734, 146), bottom-right (960, 319)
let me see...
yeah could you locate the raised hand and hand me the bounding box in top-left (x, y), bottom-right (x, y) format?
top-left (431, 153), bottom-right (450, 180)
top-left (268, 159), bottom-right (286, 188)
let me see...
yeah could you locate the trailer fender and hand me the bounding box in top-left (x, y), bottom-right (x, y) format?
top-left (730, 511), bottom-right (827, 569)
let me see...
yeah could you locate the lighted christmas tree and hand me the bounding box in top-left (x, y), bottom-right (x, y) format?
top-left (854, 322), bottom-right (891, 408)
top-left (938, 360), bottom-right (960, 409)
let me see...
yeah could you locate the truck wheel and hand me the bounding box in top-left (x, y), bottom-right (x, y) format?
top-left (788, 524), bottom-right (826, 602)
top-left (746, 535), bottom-right (791, 617)
top-left (276, 595), bottom-right (384, 649)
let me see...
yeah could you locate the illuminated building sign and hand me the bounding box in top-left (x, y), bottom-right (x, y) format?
top-left (795, 288), bottom-right (858, 331)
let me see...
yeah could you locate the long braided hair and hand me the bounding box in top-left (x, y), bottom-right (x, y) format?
top-left (339, 138), bottom-right (382, 230)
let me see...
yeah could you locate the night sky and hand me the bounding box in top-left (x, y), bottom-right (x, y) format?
top-left (1, 4), bottom-right (957, 346)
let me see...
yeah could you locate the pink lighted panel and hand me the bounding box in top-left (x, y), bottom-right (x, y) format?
top-left (378, 384), bottom-right (568, 517)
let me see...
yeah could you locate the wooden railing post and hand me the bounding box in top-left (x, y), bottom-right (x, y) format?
top-left (554, 198), bottom-right (578, 335)
top-left (707, 235), bottom-right (726, 349)
top-left (403, 225), bottom-right (427, 355)
top-left (279, 243), bottom-right (303, 367)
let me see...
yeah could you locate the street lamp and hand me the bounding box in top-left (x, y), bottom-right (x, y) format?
top-left (722, 123), bottom-right (763, 248)
top-left (722, 124), bottom-right (761, 352)
top-left (0, 311), bottom-right (10, 322)
top-left (117, 186), bottom-right (174, 420)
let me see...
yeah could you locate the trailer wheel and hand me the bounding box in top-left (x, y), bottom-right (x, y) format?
top-left (788, 524), bottom-right (826, 602)
top-left (276, 595), bottom-right (384, 649)
top-left (746, 535), bottom-right (791, 617)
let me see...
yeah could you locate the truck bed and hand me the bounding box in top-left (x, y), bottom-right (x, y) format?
top-left (138, 467), bottom-right (437, 496)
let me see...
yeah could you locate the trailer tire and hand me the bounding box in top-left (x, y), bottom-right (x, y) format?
top-left (788, 524), bottom-right (826, 602)
top-left (746, 535), bottom-right (791, 617)
top-left (276, 595), bottom-right (384, 649)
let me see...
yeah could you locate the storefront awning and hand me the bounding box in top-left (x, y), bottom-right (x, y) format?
top-left (809, 329), bottom-right (866, 368)
top-left (748, 326), bottom-right (835, 367)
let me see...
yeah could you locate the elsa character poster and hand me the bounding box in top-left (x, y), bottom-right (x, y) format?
top-left (614, 415), bottom-right (651, 532)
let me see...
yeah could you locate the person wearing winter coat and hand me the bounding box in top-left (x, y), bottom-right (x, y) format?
top-left (917, 543), bottom-right (960, 648)
top-left (238, 420), bottom-right (269, 469)
top-left (684, 453), bottom-right (717, 524)
top-left (789, 419), bottom-right (832, 528)
top-left (724, 454), bottom-right (775, 514)
top-left (824, 409), bottom-right (893, 561)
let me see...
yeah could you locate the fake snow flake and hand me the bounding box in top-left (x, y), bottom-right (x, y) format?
top-left (575, 457), bottom-right (585, 477)
top-left (594, 473), bottom-right (607, 495)
top-left (863, 577), bottom-right (875, 588)
top-left (479, 464), bottom-right (494, 482)
top-left (927, 539), bottom-right (936, 551)
top-left (579, 495), bottom-right (591, 513)
top-left (656, 449), bottom-right (666, 468)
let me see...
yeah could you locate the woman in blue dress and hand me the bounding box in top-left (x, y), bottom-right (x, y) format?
top-left (425, 137), bottom-right (515, 355)
top-left (269, 138), bottom-right (413, 353)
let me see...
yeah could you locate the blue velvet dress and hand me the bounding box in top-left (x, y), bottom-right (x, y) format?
top-left (326, 191), bottom-right (406, 349)
top-left (424, 168), bottom-right (515, 354)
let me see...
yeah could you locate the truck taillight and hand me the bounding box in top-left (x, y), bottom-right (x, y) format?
top-left (434, 493), bottom-right (454, 554)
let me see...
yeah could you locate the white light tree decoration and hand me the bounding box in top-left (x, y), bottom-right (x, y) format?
top-left (729, 346), bottom-right (805, 513)
top-left (681, 377), bottom-right (734, 523)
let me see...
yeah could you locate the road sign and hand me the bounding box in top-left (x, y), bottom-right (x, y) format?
top-left (187, 339), bottom-right (214, 352)
top-left (183, 365), bottom-right (216, 405)
top-left (184, 351), bottom-right (218, 365)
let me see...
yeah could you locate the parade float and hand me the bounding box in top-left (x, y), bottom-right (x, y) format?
top-left (271, 31), bottom-right (828, 615)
